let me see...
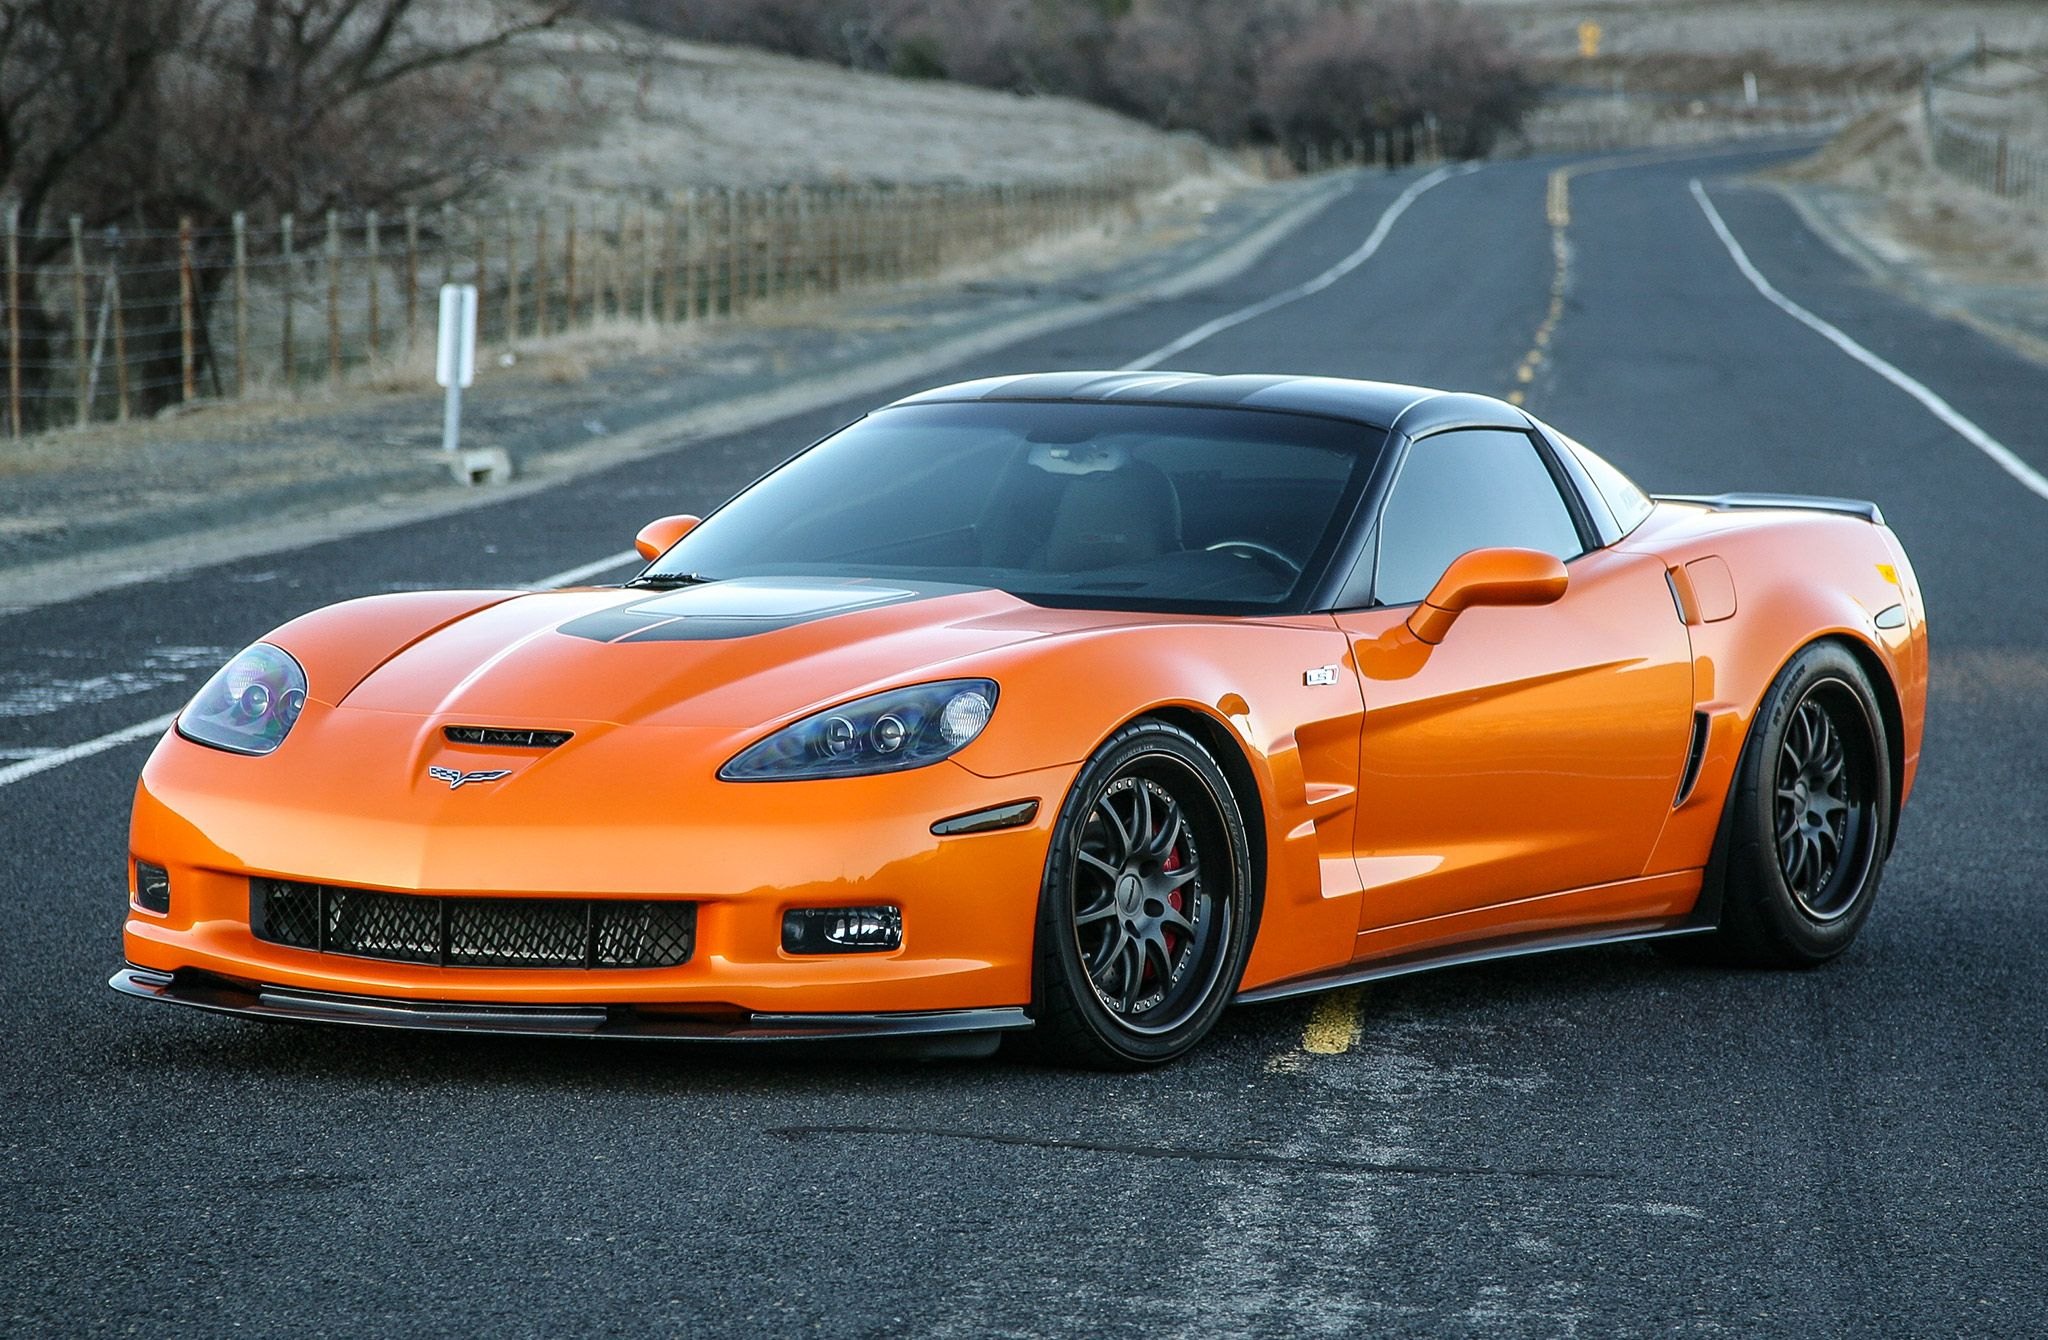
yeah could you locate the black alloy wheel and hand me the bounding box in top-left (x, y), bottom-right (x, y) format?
top-left (1670, 640), bottom-right (1894, 968)
top-left (1773, 682), bottom-right (1877, 921)
top-left (1030, 719), bottom-right (1253, 1067)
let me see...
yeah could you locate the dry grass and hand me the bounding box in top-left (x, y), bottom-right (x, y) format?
top-left (480, 14), bottom-right (1205, 209)
top-left (1776, 100), bottom-right (2048, 287)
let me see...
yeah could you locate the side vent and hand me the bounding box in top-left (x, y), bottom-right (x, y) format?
top-left (443, 726), bottom-right (573, 749)
top-left (1674, 712), bottom-right (1710, 807)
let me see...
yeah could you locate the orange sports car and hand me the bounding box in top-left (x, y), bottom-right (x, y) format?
top-left (114, 372), bottom-right (1927, 1067)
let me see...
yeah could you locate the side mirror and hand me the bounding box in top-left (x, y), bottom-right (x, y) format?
top-left (1406, 547), bottom-right (1568, 644)
top-left (633, 513), bottom-right (701, 560)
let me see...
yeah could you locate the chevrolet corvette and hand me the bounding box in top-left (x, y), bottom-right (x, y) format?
top-left (113, 372), bottom-right (1928, 1066)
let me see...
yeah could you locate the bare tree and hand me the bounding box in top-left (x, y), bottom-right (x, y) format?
top-left (0, 0), bottom-right (577, 418)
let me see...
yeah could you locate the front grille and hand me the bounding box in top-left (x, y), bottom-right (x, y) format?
top-left (251, 879), bottom-right (694, 969)
top-left (443, 726), bottom-right (573, 749)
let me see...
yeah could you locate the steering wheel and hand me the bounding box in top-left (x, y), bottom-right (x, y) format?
top-left (1204, 538), bottom-right (1303, 580)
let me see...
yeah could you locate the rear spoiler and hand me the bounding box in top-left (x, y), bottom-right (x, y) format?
top-left (1652, 492), bottom-right (1884, 525)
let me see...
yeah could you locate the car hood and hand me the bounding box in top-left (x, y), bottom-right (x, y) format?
top-left (335, 577), bottom-right (1094, 728)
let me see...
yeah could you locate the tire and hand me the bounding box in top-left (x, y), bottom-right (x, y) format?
top-left (1027, 719), bottom-right (1254, 1068)
top-left (1672, 640), bottom-right (1893, 968)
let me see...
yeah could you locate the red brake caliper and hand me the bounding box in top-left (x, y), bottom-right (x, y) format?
top-left (1161, 843), bottom-right (1184, 962)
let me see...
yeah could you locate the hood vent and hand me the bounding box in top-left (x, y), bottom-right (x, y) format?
top-left (443, 726), bottom-right (573, 749)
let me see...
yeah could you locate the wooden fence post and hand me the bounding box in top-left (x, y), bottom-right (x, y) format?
top-left (5, 208), bottom-right (18, 438)
top-left (472, 210), bottom-right (487, 342)
top-left (793, 187), bottom-right (806, 297)
top-left (365, 210), bottom-right (381, 361)
top-left (504, 205), bottom-right (519, 341)
top-left (403, 205), bottom-right (420, 349)
top-left (178, 216), bottom-right (198, 403)
top-left (662, 201), bottom-right (679, 325)
top-left (231, 213), bottom-right (248, 396)
top-left (607, 206), bottom-right (621, 321)
top-left (324, 210), bottom-right (342, 386)
top-left (640, 204), bottom-right (655, 321)
top-left (565, 203), bottom-right (579, 329)
top-left (683, 189), bottom-right (700, 321)
top-left (106, 228), bottom-right (129, 422)
top-left (769, 188), bottom-right (788, 301)
top-left (281, 214), bottom-right (296, 392)
top-left (102, 227), bottom-right (129, 420)
top-left (731, 191), bottom-right (749, 316)
top-left (440, 203), bottom-right (455, 286)
top-left (721, 189), bottom-right (738, 317)
top-left (534, 209), bottom-right (551, 337)
top-left (70, 217), bottom-right (89, 425)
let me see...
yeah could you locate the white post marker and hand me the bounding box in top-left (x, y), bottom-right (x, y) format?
top-left (436, 283), bottom-right (509, 485)
top-left (437, 283), bottom-right (476, 451)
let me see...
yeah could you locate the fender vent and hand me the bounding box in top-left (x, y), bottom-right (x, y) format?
top-left (1674, 711), bottom-right (1710, 807)
top-left (443, 726), bottom-right (573, 749)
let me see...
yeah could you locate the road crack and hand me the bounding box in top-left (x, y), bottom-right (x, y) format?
top-left (768, 1123), bottom-right (1620, 1181)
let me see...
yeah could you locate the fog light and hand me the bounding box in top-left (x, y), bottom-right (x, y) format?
top-left (135, 861), bottom-right (171, 915)
top-left (782, 906), bottom-right (903, 954)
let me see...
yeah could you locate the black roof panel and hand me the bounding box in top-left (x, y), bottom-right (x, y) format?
top-left (884, 371), bottom-right (1527, 435)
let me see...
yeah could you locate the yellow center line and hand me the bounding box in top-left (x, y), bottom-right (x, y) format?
top-left (1510, 165), bottom-right (1576, 408)
top-left (1300, 986), bottom-right (1367, 1055)
top-left (1509, 142), bottom-right (1800, 408)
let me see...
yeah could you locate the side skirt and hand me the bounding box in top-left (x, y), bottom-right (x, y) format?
top-left (1233, 917), bottom-right (1715, 1006)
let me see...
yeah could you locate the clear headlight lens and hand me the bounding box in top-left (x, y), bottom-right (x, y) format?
top-left (175, 643), bottom-right (308, 756)
top-left (720, 679), bottom-right (998, 781)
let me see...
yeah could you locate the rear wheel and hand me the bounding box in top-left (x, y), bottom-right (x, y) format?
top-left (1678, 641), bottom-right (1893, 967)
top-left (1029, 720), bottom-right (1253, 1068)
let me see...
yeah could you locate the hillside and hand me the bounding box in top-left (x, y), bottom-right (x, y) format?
top-left (485, 13), bottom-right (1215, 207)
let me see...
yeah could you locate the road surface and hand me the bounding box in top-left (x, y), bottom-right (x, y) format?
top-left (5, 144), bottom-right (2044, 1337)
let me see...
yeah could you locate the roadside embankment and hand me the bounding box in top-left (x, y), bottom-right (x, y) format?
top-left (1765, 86), bottom-right (2048, 366)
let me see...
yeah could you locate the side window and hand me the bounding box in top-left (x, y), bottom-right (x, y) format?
top-left (1372, 430), bottom-right (1585, 606)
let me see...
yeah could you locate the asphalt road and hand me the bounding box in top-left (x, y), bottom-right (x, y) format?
top-left (5, 144), bottom-right (2045, 1337)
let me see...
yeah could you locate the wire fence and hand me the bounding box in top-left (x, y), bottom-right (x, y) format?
top-left (1, 148), bottom-right (1230, 437)
top-left (1925, 48), bottom-right (2048, 206)
top-left (1513, 93), bottom-right (1890, 157)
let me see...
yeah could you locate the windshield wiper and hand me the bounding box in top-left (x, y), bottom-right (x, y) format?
top-left (625, 571), bottom-right (719, 589)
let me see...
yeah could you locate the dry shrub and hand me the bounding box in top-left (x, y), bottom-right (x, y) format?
top-left (1255, 2), bottom-right (1537, 158)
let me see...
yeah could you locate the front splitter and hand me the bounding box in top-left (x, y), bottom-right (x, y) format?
top-left (110, 966), bottom-right (1033, 1047)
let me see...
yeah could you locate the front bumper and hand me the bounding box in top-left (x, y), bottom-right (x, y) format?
top-left (111, 966), bottom-right (1032, 1048)
top-left (125, 721), bottom-right (1078, 1017)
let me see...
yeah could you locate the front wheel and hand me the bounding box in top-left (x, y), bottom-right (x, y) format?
top-left (1683, 640), bottom-right (1894, 967)
top-left (1029, 720), bottom-right (1254, 1068)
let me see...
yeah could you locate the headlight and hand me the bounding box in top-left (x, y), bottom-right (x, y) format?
top-left (720, 679), bottom-right (998, 781)
top-left (175, 643), bottom-right (308, 756)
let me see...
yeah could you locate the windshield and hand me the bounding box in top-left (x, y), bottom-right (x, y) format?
top-left (644, 401), bottom-right (1387, 612)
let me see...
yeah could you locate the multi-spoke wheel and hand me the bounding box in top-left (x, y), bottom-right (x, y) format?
top-left (1671, 640), bottom-right (1892, 968)
top-left (1031, 719), bottom-right (1252, 1067)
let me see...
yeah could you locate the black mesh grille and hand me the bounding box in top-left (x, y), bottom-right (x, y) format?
top-left (443, 726), bottom-right (573, 749)
top-left (251, 879), bottom-right (693, 969)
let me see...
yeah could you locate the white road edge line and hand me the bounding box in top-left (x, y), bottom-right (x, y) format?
top-left (530, 548), bottom-right (641, 589)
top-left (1690, 178), bottom-right (2048, 504)
top-left (6, 168), bottom-right (1473, 791)
top-left (0, 556), bottom-right (647, 791)
top-left (0, 712), bottom-right (177, 789)
top-left (1122, 163), bottom-right (1478, 372)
